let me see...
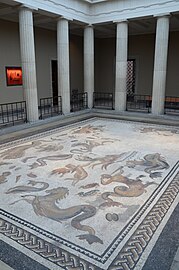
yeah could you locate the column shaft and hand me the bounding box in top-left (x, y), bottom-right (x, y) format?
top-left (84, 26), bottom-right (94, 109)
top-left (57, 18), bottom-right (70, 114)
top-left (152, 15), bottom-right (170, 115)
top-left (115, 21), bottom-right (128, 111)
top-left (19, 7), bottom-right (39, 122)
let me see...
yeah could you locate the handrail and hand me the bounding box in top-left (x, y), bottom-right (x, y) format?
top-left (164, 95), bottom-right (179, 114)
top-left (39, 96), bottom-right (62, 119)
top-left (71, 92), bottom-right (88, 112)
top-left (126, 94), bottom-right (151, 113)
top-left (127, 94), bottom-right (179, 114)
top-left (0, 101), bottom-right (27, 126)
top-left (93, 92), bottom-right (114, 110)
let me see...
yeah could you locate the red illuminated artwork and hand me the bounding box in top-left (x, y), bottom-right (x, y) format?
top-left (6, 67), bottom-right (23, 86)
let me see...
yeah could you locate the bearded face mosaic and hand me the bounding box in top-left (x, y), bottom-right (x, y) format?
top-left (0, 118), bottom-right (179, 270)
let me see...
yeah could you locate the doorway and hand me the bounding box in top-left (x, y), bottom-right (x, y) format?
top-left (51, 60), bottom-right (58, 105)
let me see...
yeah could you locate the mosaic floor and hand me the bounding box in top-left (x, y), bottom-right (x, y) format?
top-left (0, 117), bottom-right (179, 270)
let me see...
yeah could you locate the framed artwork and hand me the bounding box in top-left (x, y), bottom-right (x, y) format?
top-left (6, 67), bottom-right (23, 86)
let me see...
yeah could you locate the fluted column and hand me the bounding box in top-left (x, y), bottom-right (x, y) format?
top-left (57, 18), bottom-right (70, 114)
top-left (19, 6), bottom-right (39, 122)
top-left (115, 20), bottom-right (128, 111)
top-left (152, 14), bottom-right (170, 115)
top-left (84, 25), bottom-right (94, 109)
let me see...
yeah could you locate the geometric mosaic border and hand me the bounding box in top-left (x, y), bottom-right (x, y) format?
top-left (0, 169), bottom-right (178, 270)
top-left (108, 171), bottom-right (179, 270)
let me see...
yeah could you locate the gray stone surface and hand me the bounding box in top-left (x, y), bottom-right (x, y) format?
top-left (143, 203), bottom-right (179, 270)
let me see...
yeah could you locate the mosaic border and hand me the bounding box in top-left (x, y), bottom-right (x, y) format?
top-left (0, 169), bottom-right (178, 269)
top-left (0, 162), bottom-right (178, 264)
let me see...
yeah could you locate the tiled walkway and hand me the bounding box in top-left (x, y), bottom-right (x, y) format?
top-left (0, 111), bottom-right (178, 270)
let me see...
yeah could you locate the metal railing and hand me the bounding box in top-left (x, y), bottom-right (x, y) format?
top-left (71, 92), bottom-right (88, 112)
top-left (0, 101), bottom-right (27, 127)
top-left (39, 96), bottom-right (62, 119)
top-left (164, 96), bottom-right (179, 114)
top-left (126, 94), bottom-right (151, 113)
top-left (93, 92), bottom-right (114, 110)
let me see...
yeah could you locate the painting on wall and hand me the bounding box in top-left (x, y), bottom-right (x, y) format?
top-left (6, 66), bottom-right (23, 86)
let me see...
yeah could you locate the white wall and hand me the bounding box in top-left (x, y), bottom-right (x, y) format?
top-left (0, 19), bottom-right (84, 104)
top-left (0, 20), bottom-right (23, 104)
top-left (95, 31), bottom-right (179, 97)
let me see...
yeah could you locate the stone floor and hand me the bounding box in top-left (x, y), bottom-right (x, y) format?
top-left (0, 111), bottom-right (178, 270)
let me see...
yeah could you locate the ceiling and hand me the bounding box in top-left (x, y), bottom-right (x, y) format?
top-left (0, 1), bottom-right (179, 38)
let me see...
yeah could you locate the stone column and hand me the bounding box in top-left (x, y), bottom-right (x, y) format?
top-left (57, 18), bottom-right (70, 114)
top-left (114, 20), bottom-right (128, 111)
top-left (152, 14), bottom-right (170, 115)
top-left (19, 6), bottom-right (39, 122)
top-left (84, 25), bottom-right (94, 109)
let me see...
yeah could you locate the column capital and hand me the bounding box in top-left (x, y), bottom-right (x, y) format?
top-left (56, 16), bottom-right (73, 22)
top-left (153, 13), bottom-right (170, 18)
top-left (84, 24), bottom-right (94, 30)
top-left (113, 19), bottom-right (128, 24)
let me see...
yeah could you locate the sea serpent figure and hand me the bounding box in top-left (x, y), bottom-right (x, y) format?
top-left (12, 187), bottom-right (103, 245)
top-left (6, 180), bottom-right (49, 194)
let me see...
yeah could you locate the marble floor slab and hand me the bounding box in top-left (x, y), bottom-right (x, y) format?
top-left (0, 118), bottom-right (178, 270)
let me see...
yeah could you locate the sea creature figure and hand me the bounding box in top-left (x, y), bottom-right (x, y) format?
top-left (29, 154), bottom-right (73, 169)
top-left (14, 187), bottom-right (103, 245)
top-left (9, 166), bottom-right (16, 169)
top-left (0, 162), bottom-right (11, 166)
top-left (76, 152), bottom-right (130, 170)
top-left (22, 157), bottom-right (36, 163)
top-left (51, 164), bottom-right (73, 176)
top-left (35, 144), bottom-right (64, 152)
top-left (52, 164), bottom-right (88, 185)
top-left (0, 172), bottom-right (11, 184)
top-left (80, 183), bottom-right (99, 189)
top-left (72, 124), bottom-right (104, 134)
top-left (100, 169), bottom-right (156, 207)
top-left (78, 190), bottom-right (100, 197)
top-left (126, 153), bottom-right (170, 174)
top-left (139, 127), bottom-right (179, 135)
top-left (6, 180), bottom-right (49, 194)
top-left (71, 139), bottom-right (114, 154)
top-left (27, 173), bottom-right (37, 178)
top-left (149, 172), bottom-right (162, 179)
top-left (139, 127), bottom-right (163, 135)
top-left (0, 141), bottom-right (41, 159)
top-left (65, 165), bottom-right (88, 185)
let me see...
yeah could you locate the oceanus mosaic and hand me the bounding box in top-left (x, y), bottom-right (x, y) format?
top-left (0, 118), bottom-right (178, 269)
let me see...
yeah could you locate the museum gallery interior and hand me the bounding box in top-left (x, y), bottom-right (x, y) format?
top-left (0, 1), bottom-right (179, 270)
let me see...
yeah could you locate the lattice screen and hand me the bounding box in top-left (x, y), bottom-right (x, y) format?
top-left (127, 59), bottom-right (135, 96)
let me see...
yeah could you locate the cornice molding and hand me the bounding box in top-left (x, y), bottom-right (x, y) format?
top-left (37, 0), bottom-right (90, 16)
top-left (18, 0), bottom-right (179, 24)
top-left (91, 0), bottom-right (178, 17)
